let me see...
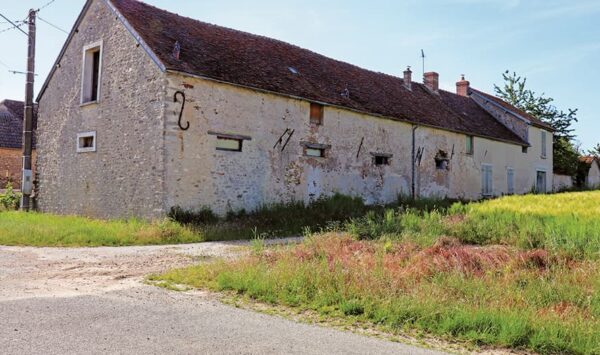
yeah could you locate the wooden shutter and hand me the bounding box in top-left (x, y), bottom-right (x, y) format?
top-left (507, 168), bottom-right (514, 194)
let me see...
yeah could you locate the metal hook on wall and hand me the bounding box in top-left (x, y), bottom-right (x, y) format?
top-left (174, 91), bottom-right (189, 131)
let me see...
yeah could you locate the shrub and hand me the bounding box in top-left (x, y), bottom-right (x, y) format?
top-left (0, 183), bottom-right (21, 210)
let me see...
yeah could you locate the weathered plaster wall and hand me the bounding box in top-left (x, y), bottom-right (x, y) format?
top-left (0, 148), bottom-right (36, 189)
top-left (553, 174), bottom-right (573, 191)
top-left (36, 0), bottom-right (167, 219)
top-left (164, 73), bottom-right (553, 215)
top-left (588, 161), bottom-right (600, 188)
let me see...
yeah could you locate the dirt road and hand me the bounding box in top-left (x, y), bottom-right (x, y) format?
top-left (0, 241), bottom-right (444, 354)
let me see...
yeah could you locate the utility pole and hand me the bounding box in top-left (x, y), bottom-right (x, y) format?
top-left (20, 9), bottom-right (36, 211)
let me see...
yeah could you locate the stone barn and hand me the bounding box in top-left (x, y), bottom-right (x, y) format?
top-left (35, 0), bottom-right (554, 219)
top-left (0, 100), bottom-right (36, 189)
top-left (580, 156), bottom-right (600, 189)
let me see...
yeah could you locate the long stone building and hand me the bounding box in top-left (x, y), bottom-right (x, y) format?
top-left (35, 0), bottom-right (554, 219)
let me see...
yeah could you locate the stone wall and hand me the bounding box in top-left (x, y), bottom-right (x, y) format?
top-left (36, 0), bottom-right (167, 219)
top-left (553, 174), bottom-right (573, 191)
top-left (163, 73), bottom-right (553, 215)
top-left (587, 161), bottom-right (600, 188)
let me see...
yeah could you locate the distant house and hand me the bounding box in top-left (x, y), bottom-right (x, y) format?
top-left (0, 100), bottom-right (37, 189)
top-left (35, 0), bottom-right (554, 219)
top-left (579, 156), bottom-right (600, 189)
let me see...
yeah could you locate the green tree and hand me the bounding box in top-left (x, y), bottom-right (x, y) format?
top-left (588, 143), bottom-right (600, 157)
top-left (494, 71), bottom-right (579, 176)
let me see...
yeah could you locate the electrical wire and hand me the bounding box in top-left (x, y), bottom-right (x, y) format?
top-left (37, 0), bottom-right (57, 12)
top-left (38, 15), bottom-right (68, 34)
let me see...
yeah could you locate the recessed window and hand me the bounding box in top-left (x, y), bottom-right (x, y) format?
top-left (216, 137), bottom-right (243, 152)
top-left (466, 135), bottom-right (474, 155)
top-left (522, 146), bottom-right (528, 154)
top-left (310, 103), bottom-right (324, 125)
top-left (77, 132), bottom-right (96, 153)
top-left (435, 150), bottom-right (449, 170)
top-left (305, 148), bottom-right (325, 157)
top-left (81, 41), bottom-right (102, 104)
top-left (372, 153), bottom-right (392, 166)
top-left (541, 131), bottom-right (547, 159)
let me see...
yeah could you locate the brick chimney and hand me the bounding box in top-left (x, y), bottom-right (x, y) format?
top-left (424, 72), bottom-right (439, 93)
top-left (403, 66), bottom-right (412, 90)
top-left (456, 74), bottom-right (470, 97)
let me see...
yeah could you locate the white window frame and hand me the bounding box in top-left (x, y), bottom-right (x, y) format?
top-left (482, 164), bottom-right (493, 196)
top-left (77, 131), bottom-right (97, 153)
top-left (80, 40), bottom-right (103, 105)
top-left (507, 167), bottom-right (515, 195)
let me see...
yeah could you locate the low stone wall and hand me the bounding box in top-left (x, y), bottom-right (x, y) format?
top-left (553, 173), bottom-right (573, 191)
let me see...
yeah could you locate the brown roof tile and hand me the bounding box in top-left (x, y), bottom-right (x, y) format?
top-left (110, 0), bottom-right (528, 145)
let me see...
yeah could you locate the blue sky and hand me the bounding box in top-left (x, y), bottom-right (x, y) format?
top-left (0, 0), bottom-right (597, 150)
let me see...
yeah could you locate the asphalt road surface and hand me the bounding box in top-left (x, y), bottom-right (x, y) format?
top-left (0, 242), bottom-right (445, 355)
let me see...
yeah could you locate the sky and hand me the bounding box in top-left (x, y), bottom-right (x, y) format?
top-left (0, 0), bottom-right (597, 151)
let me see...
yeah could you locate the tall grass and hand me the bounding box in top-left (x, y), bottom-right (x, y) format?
top-left (153, 191), bottom-right (600, 353)
top-left (0, 212), bottom-right (201, 247)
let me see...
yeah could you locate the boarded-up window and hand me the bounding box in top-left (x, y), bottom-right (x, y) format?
top-left (305, 147), bottom-right (325, 157)
top-left (216, 137), bottom-right (243, 152)
top-left (541, 131), bottom-right (547, 158)
top-left (482, 164), bottom-right (493, 196)
top-left (507, 168), bottom-right (515, 194)
top-left (466, 136), bottom-right (474, 155)
top-left (310, 103), bottom-right (324, 125)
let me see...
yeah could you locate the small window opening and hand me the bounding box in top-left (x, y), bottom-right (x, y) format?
top-left (216, 137), bottom-right (243, 152)
top-left (375, 156), bottom-right (389, 166)
top-left (82, 43), bottom-right (102, 103)
top-left (435, 150), bottom-right (449, 170)
top-left (77, 132), bottom-right (96, 153)
top-left (305, 147), bottom-right (325, 158)
top-left (522, 146), bottom-right (528, 154)
top-left (466, 135), bottom-right (474, 155)
top-left (310, 103), bottom-right (324, 125)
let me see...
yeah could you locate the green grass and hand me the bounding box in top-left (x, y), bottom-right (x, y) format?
top-left (0, 212), bottom-right (202, 247)
top-left (153, 191), bottom-right (600, 354)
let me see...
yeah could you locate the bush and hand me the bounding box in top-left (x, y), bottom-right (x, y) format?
top-left (0, 183), bottom-right (21, 210)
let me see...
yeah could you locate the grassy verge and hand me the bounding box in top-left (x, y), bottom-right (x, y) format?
top-left (0, 212), bottom-right (201, 247)
top-left (153, 191), bottom-right (600, 354)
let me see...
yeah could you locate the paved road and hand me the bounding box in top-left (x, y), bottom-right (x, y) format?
top-left (0, 242), bottom-right (445, 355)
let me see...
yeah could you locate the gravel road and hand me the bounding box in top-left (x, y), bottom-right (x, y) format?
top-left (0, 241), bottom-right (445, 354)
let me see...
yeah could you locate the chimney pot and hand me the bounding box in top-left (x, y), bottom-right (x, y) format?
top-left (456, 74), bottom-right (470, 97)
top-left (424, 72), bottom-right (439, 93)
top-left (403, 66), bottom-right (412, 90)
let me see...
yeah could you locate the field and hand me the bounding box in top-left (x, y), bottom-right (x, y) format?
top-left (153, 191), bottom-right (600, 354)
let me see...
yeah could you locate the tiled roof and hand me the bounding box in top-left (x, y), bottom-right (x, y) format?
top-left (580, 156), bottom-right (599, 166)
top-left (470, 89), bottom-right (554, 131)
top-left (109, 0), bottom-right (530, 145)
top-left (0, 100), bottom-right (37, 149)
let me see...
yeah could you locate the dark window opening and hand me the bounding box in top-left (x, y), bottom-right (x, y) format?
top-left (81, 136), bottom-right (94, 149)
top-left (216, 137), bottom-right (243, 152)
top-left (435, 150), bottom-right (449, 170)
top-left (374, 155), bottom-right (390, 166)
top-left (522, 146), bottom-right (528, 154)
top-left (91, 50), bottom-right (100, 102)
top-left (310, 103), bottom-right (324, 125)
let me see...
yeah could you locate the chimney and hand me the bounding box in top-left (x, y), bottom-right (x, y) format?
top-left (424, 72), bottom-right (439, 93)
top-left (403, 66), bottom-right (412, 90)
top-left (456, 74), bottom-right (470, 97)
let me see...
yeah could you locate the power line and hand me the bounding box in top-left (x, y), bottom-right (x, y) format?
top-left (0, 13), bottom-right (27, 36)
top-left (38, 15), bottom-right (68, 34)
top-left (0, 58), bottom-right (10, 69)
top-left (37, 0), bottom-right (57, 12)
